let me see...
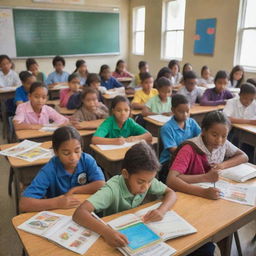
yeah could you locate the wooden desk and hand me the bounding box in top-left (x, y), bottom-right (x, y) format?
top-left (48, 84), bottom-right (68, 100)
top-left (46, 99), bottom-right (60, 108)
top-left (131, 109), bottom-right (142, 117)
top-left (90, 137), bottom-right (158, 179)
top-left (55, 105), bottom-right (76, 116)
top-left (12, 186), bottom-right (256, 256)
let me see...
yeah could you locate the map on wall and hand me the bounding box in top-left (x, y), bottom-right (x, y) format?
top-left (194, 18), bottom-right (216, 55)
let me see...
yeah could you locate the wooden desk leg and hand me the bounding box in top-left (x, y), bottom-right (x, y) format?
top-left (234, 231), bottom-right (243, 256)
top-left (1, 100), bottom-right (7, 139)
top-left (8, 167), bottom-right (14, 196)
top-left (13, 167), bottom-right (21, 215)
top-left (217, 234), bottom-right (233, 256)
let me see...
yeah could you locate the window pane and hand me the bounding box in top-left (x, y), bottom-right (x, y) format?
top-left (240, 29), bottom-right (256, 66)
top-left (135, 7), bottom-right (145, 31)
top-left (244, 0), bottom-right (256, 27)
top-left (166, 0), bottom-right (186, 30)
top-left (165, 30), bottom-right (184, 59)
top-left (135, 31), bottom-right (144, 54)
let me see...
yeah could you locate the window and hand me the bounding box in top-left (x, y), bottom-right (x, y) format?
top-left (235, 0), bottom-right (256, 71)
top-left (133, 6), bottom-right (145, 55)
top-left (162, 0), bottom-right (186, 60)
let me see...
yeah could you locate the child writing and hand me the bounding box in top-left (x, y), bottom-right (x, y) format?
top-left (198, 65), bottom-right (214, 87)
top-left (45, 56), bottom-right (69, 88)
top-left (73, 141), bottom-right (176, 247)
top-left (131, 72), bottom-right (158, 110)
top-left (59, 73), bottom-right (80, 107)
top-left (14, 71), bottom-right (36, 105)
top-left (92, 96), bottom-right (152, 145)
top-left (26, 58), bottom-right (46, 83)
top-left (73, 59), bottom-right (89, 85)
top-left (13, 82), bottom-right (69, 130)
top-left (228, 65), bottom-right (244, 88)
top-left (142, 77), bottom-right (172, 116)
top-left (71, 87), bottom-right (109, 130)
top-left (19, 126), bottom-right (105, 212)
top-left (200, 70), bottom-right (233, 106)
top-left (168, 59), bottom-right (182, 85)
top-left (159, 94), bottom-right (201, 182)
top-left (134, 61), bottom-right (149, 86)
top-left (166, 111), bottom-right (248, 199)
top-left (112, 59), bottom-right (133, 79)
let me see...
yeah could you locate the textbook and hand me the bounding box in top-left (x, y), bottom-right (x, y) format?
top-left (108, 202), bottom-right (197, 256)
top-left (147, 115), bottom-right (171, 124)
top-left (18, 211), bottom-right (99, 255)
top-left (220, 163), bottom-right (256, 182)
top-left (96, 141), bottom-right (139, 151)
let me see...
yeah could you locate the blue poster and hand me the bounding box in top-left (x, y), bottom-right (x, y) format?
top-left (194, 18), bottom-right (217, 55)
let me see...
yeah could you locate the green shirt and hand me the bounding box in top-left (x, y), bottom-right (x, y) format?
top-left (146, 95), bottom-right (172, 114)
top-left (87, 175), bottom-right (167, 216)
top-left (93, 115), bottom-right (148, 138)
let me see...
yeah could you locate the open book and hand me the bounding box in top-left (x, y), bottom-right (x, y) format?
top-left (96, 141), bottom-right (139, 151)
top-left (18, 211), bottom-right (99, 255)
top-left (147, 115), bottom-right (171, 124)
top-left (220, 163), bottom-right (256, 182)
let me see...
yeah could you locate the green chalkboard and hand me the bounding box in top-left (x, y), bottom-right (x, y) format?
top-left (13, 9), bottom-right (120, 57)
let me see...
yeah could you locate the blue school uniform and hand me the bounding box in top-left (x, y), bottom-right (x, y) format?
top-left (22, 153), bottom-right (105, 199)
top-left (101, 76), bottom-right (122, 90)
top-left (160, 116), bottom-right (201, 164)
top-left (14, 85), bottom-right (28, 104)
top-left (45, 71), bottom-right (69, 86)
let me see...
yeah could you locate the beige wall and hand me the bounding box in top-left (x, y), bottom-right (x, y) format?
top-left (0, 0), bottom-right (129, 75)
top-left (129, 0), bottom-right (241, 78)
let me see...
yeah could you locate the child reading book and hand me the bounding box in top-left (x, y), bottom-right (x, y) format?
top-left (19, 126), bottom-right (105, 212)
top-left (112, 59), bottom-right (134, 79)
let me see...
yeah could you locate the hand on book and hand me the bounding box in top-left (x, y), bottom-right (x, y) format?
top-left (57, 195), bottom-right (81, 209)
top-left (102, 228), bottom-right (129, 247)
top-left (203, 187), bottom-right (221, 200)
top-left (142, 209), bottom-right (164, 223)
top-left (205, 168), bottom-right (220, 182)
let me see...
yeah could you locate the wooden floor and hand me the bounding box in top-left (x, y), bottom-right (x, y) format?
top-left (0, 122), bottom-right (255, 256)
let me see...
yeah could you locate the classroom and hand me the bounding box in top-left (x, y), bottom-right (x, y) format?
top-left (0, 0), bottom-right (256, 255)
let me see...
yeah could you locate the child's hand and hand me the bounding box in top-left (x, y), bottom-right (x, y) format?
top-left (142, 209), bottom-right (164, 223)
top-left (162, 112), bottom-right (172, 116)
top-left (205, 168), bottom-right (220, 182)
top-left (57, 195), bottom-right (81, 209)
top-left (114, 137), bottom-right (126, 145)
top-left (32, 124), bottom-right (43, 130)
top-left (125, 136), bottom-right (138, 142)
top-left (203, 187), bottom-right (221, 200)
top-left (102, 229), bottom-right (129, 247)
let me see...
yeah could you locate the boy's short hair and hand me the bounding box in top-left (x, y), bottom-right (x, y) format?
top-left (138, 61), bottom-right (147, 69)
top-left (140, 72), bottom-right (152, 82)
top-left (246, 78), bottom-right (256, 87)
top-left (86, 73), bottom-right (101, 86)
top-left (171, 94), bottom-right (189, 109)
top-left (214, 70), bottom-right (228, 83)
top-left (183, 71), bottom-right (197, 81)
top-left (122, 141), bottom-right (160, 174)
top-left (19, 71), bottom-right (34, 83)
top-left (26, 58), bottom-right (37, 70)
top-left (240, 83), bottom-right (256, 95)
top-left (0, 54), bottom-right (11, 63)
top-left (52, 56), bottom-right (65, 66)
top-left (156, 77), bottom-right (172, 90)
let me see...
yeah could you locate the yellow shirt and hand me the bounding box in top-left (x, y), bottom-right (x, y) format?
top-left (134, 73), bottom-right (141, 86)
top-left (132, 88), bottom-right (158, 104)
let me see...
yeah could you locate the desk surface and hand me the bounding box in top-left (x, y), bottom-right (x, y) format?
top-left (232, 123), bottom-right (256, 134)
top-left (12, 186), bottom-right (256, 256)
top-left (56, 106), bottom-right (76, 115)
top-left (46, 99), bottom-right (60, 106)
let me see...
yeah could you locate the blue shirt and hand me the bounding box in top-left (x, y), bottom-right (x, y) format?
top-left (22, 153), bottom-right (105, 199)
top-left (14, 85), bottom-right (28, 104)
top-left (45, 71), bottom-right (69, 86)
top-left (159, 116), bottom-right (201, 164)
top-left (101, 76), bottom-right (123, 90)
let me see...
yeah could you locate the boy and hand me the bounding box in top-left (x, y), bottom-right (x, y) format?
top-left (142, 77), bottom-right (172, 116)
top-left (177, 71), bottom-right (203, 106)
top-left (73, 142), bottom-right (176, 247)
top-left (46, 56), bottom-right (69, 88)
top-left (159, 94), bottom-right (201, 182)
top-left (134, 61), bottom-right (149, 86)
top-left (131, 72), bottom-right (158, 110)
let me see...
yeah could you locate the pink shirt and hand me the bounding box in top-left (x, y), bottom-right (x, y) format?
top-left (60, 88), bottom-right (71, 107)
top-left (112, 71), bottom-right (133, 78)
top-left (14, 101), bottom-right (69, 125)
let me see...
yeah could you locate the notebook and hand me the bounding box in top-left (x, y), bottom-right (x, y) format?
top-left (147, 115), bottom-right (171, 124)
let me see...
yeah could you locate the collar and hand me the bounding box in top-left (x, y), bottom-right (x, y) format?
top-left (112, 116), bottom-right (129, 131)
top-left (26, 101), bottom-right (47, 114)
top-left (55, 156), bottom-right (80, 177)
top-left (170, 116), bottom-right (191, 130)
top-left (119, 175), bottom-right (135, 199)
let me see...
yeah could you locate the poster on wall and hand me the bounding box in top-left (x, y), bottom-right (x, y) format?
top-left (194, 18), bottom-right (216, 55)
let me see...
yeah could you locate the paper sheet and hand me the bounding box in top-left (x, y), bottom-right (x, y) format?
top-left (147, 115), bottom-right (171, 124)
top-left (96, 141), bottom-right (139, 151)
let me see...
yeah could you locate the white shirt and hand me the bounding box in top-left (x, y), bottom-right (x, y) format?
top-left (0, 69), bottom-right (21, 88)
top-left (223, 97), bottom-right (256, 120)
top-left (177, 86), bottom-right (203, 105)
top-left (227, 80), bottom-right (238, 88)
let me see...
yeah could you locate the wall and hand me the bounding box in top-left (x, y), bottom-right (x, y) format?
top-left (129, 0), bottom-right (241, 77)
top-left (0, 0), bottom-right (129, 75)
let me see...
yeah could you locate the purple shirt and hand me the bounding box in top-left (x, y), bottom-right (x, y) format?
top-left (200, 88), bottom-right (233, 106)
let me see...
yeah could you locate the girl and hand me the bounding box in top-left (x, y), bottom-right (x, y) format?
top-left (92, 96), bottom-right (152, 145)
top-left (0, 55), bottom-right (21, 87)
top-left (228, 65), bottom-right (244, 88)
top-left (71, 87), bottom-right (109, 130)
top-left (112, 59), bottom-right (133, 79)
top-left (13, 82), bottom-right (69, 130)
top-left (182, 63), bottom-right (193, 77)
top-left (19, 126), bottom-right (105, 212)
top-left (200, 70), bottom-right (233, 106)
top-left (134, 60), bottom-right (149, 86)
top-left (198, 65), bottom-right (214, 87)
top-left (26, 58), bottom-right (46, 83)
top-left (59, 73), bottom-right (80, 107)
top-left (86, 73), bottom-right (107, 101)
top-left (73, 59), bottom-right (89, 86)
top-left (168, 59), bottom-right (182, 85)
top-left (154, 67), bottom-right (172, 88)
top-left (166, 111), bottom-right (248, 200)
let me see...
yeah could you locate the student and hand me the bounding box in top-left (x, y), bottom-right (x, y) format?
top-left (92, 96), bottom-right (152, 145)
top-left (59, 73), bottom-right (80, 107)
top-left (246, 78), bottom-right (256, 88)
top-left (159, 94), bottom-right (201, 182)
top-left (14, 71), bottom-right (36, 106)
top-left (19, 126), bottom-right (105, 212)
top-left (73, 59), bottom-right (88, 86)
top-left (228, 65), bottom-right (244, 88)
top-left (45, 56), bottom-right (69, 88)
top-left (143, 77), bottom-right (172, 116)
top-left (182, 63), bottom-right (193, 76)
top-left (99, 64), bottom-right (123, 90)
top-left (168, 59), bottom-right (182, 85)
top-left (177, 71), bottom-right (203, 106)
top-left (198, 65), bottom-right (214, 87)
top-left (166, 111), bottom-right (248, 199)
top-left (71, 87), bottom-right (109, 130)
top-left (134, 61), bottom-right (149, 86)
top-left (200, 70), bottom-right (233, 106)
top-left (13, 82), bottom-right (69, 130)
top-left (26, 58), bottom-right (46, 83)
top-left (86, 73), bottom-right (107, 98)
top-left (131, 72), bottom-right (158, 110)
top-left (0, 55), bottom-right (21, 87)
top-left (73, 141), bottom-right (176, 247)
top-left (112, 59), bottom-right (133, 79)
top-left (154, 67), bottom-right (173, 87)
